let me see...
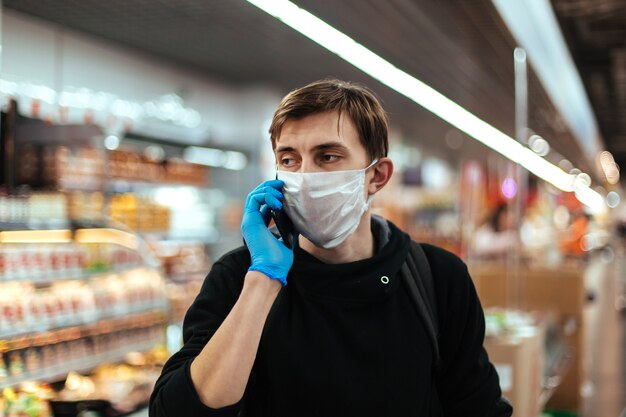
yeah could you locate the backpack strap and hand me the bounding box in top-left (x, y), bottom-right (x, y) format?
top-left (401, 241), bottom-right (442, 417)
top-left (402, 241), bottom-right (440, 367)
top-left (402, 241), bottom-right (513, 417)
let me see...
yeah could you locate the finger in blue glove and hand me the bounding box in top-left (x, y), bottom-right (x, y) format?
top-left (242, 180), bottom-right (294, 285)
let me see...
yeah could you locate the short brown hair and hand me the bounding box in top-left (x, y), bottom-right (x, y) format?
top-left (269, 79), bottom-right (389, 161)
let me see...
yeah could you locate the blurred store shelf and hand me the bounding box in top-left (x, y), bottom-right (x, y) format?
top-left (0, 339), bottom-right (160, 390)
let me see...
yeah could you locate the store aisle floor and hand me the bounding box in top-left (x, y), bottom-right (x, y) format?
top-left (582, 249), bottom-right (626, 417)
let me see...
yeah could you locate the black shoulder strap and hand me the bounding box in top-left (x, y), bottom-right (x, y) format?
top-left (403, 242), bottom-right (513, 417)
top-left (402, 241), bottom-right (440, 366)
top-left (402, 241), bottom-right (442, 417)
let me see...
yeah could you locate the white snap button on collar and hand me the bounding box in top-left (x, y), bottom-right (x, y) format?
top-left (380, 275), bottom-right (389, 284)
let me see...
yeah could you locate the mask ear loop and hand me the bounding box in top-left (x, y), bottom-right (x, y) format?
top-left (365, 159), bottom-right (379, 171)
top-left (364, 159), bottom-right (380, 208)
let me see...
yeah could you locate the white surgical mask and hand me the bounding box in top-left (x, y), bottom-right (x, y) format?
top-left (277, 160), bottom-right (378, 249)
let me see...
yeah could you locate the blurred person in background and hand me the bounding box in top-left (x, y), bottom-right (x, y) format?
top-left (473, 202), bottom-right (518, 260)
top-left (520, 204), bottom-right (556, 265)
top-left (559, 209), bottom-right (590, 259)
top-left (150, 79), bottom-right (512, 417)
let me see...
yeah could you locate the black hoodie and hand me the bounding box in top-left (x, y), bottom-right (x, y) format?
top-left (150, 218), bottom-right (504, 417)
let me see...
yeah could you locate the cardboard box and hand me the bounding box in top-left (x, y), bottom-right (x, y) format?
top-left (485, 325), bottom-right (545, 417)
top-left (470, 264), bottom-right (585, 411)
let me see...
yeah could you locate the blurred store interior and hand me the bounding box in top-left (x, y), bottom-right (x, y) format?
top-left (0, 0), bottom-right (625, 416)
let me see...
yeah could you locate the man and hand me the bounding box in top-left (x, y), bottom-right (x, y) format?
top-left (150, 79), bottom-right (512, 416)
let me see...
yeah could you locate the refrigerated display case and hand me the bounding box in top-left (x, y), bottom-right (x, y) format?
top-left (0, 219), bottom-right (169, 416)
top-left (0, 95), bottom-right (225, 417)
top-left (1, 96), bottom-right (221, 321)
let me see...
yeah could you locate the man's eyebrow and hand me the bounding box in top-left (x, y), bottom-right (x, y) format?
top-left (275, 145), bottom-right (295, 153)
top-left (313, 141), bottom-right (349, 152)
top-left (275, 141), bottom-right (348, 153)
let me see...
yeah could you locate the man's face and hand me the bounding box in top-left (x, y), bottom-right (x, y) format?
top-left (274, 110), bottom-right (369, 173)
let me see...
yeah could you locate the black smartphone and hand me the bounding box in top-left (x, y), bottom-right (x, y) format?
top-left (270, 208), bottom-right (295, 249)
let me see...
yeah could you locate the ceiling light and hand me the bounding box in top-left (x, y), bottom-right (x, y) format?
top-left (223, 151), bottom-right (249, 170)
top-left (184, 146), bottom-right (224, 167)
top-left (606, 172), bottom-right (620, 185)
top-left (605, 163), bottom-right (620, 185)
top-left (1, 79), bottom-right (203, 129)
top-left (574, 173), bottom-right (592, 189)
top-left (598, 151), bottom-right (620, 184)
top-left (529, 135), bottom-right (550, 156)
top-left (599, 151), bottom-right (614, 167)
top-left (558, 159), bottom-right (573, 172)
top-left (246, 0), bottom-right (604, 211)
top-left (104, 135), bottom-right (120, 150)
top-left (575, 186), bottom-right (606, 215)
top-left (606, 191), bottom-right (621, 209)
top-left (183, 146), bottom-right (247, 170)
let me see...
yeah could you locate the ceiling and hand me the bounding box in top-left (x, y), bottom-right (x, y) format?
top-left (551, 0), bottom-right (626, 183)
top-left (3, 0), bottom-right (614, 179)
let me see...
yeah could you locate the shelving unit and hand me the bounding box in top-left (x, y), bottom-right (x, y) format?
top-left (0, 225), bottom-right (169, 392)
top-left (0, 264), bottom-right (141, 287)
top-left (0, 98), bottom-right (218, 415)
top-left (0, 338), bottom-right (161, 390)
top-left (2, 307), bottom-right (165, 345)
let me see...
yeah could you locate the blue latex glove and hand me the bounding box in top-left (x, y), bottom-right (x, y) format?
top-left (242, 180), bottom-right (295, 286)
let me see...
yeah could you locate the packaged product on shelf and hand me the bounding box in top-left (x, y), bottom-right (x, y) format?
top-left (0, 249), bottom-right (14, 281)
top-left (1, 215), bottom-right (168, 401)
top-left (39, 146), bottom-right (105, 191)
top-left (0, 351), bottom-right (8, 382)
top-left (153, 240), bottom-right (211, 279)
top-left (15, 144), bottom-right (39, 185)
top-left (6, 351), bottom-right (24, 377)
top-left (28, 193), bottom-right (69, 226)
top-left (51, 282), bottom-right (98, 326)
top-left (107, 193), bottom-right (170, 233)
top-left (51, 361), bottom-right (161, 416)
top-left (24, 347), bottom-right (41, 374)
top-left (0, 384), bottom-right (53, 417)
top-left (1, 269), bottom-right (165, 338)
top-left (90, 269), bottom-right (166, 318)
top-left (24, 292), bottom-right (49, 333)
top-left (67, 191), bottom-right (105, 224)
top-left (1, 320), bottom-right (165, 386)
top-left (0, 283), bottom-right (27, 335)
top-left (0, 241), bottom-right (145, 285)
top-left (108, 149), bottom-right (160, 182)
top-left (166, 281), bottom-right (202, 324)
top-left (0, 195), bottom-right (30, 226)
top-left (164, 158), bottom-right (208, 185)
top-left (40, 344), bottom-right (57, 371)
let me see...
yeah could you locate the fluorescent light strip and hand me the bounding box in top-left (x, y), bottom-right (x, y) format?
top-left (574, 186), bottom-right (606, 215)
top-left (246, 0), bottom-right (606, 208)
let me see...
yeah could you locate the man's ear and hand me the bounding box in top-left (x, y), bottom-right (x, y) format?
top-left (368, 157), bottom-right (393, 195)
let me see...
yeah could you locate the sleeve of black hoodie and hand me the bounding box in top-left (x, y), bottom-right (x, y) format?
top-left (149, 247), bottom-right (250, 417)
top-left (421, 244), bottom-right (513, 417)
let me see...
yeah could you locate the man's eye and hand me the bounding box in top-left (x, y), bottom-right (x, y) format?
top-left (321, 154), bottom-right (339, 162)
top-left (281, 158), bottom-right (295, 166)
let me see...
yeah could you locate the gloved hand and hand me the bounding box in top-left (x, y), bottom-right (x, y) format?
top-left (242, 180), bottom-right (295, 286)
